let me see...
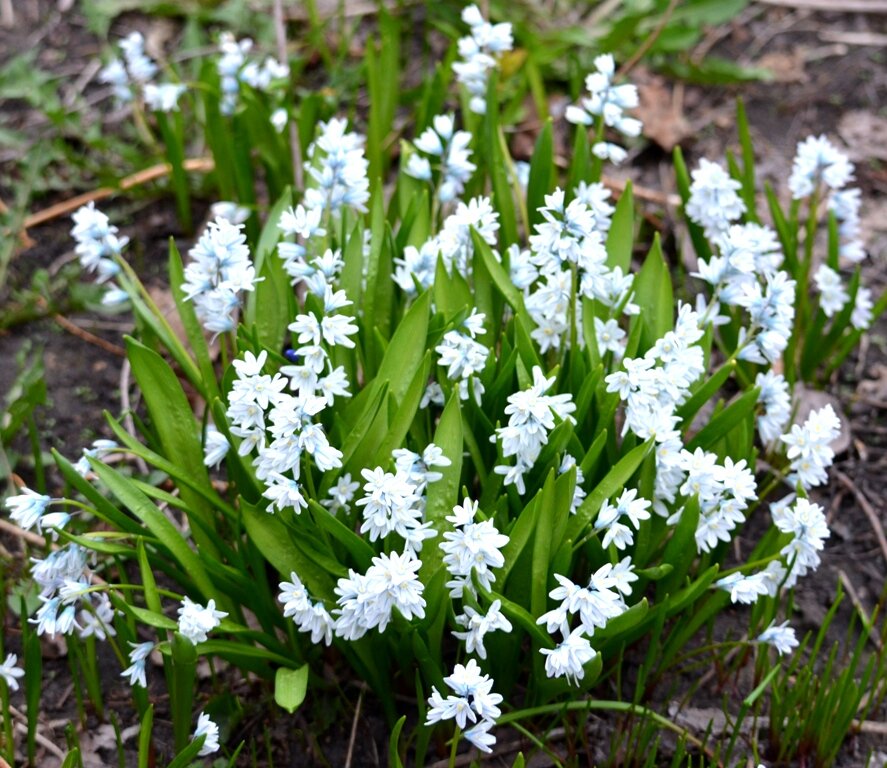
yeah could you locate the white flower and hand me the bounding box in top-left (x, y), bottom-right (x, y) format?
top-left (756, 620), bottom-right (798, 655)
top-left (177, 597), bottom-right (227, 644)
top-left (780, 405), bottom-right (842, 489)
top-left (0, 653), bottom-right (25, 691)
top-left (566, 53), bottom-right (642, 145)
top-left (5, 487), bottom-right (52, 531)
top-left (143, 82), bottom-right (186, 112)
top-left (426, 659), bottom-right (502, 752)
top-left (121, 642), bottom-right (155, 688)
top-left (540, 627), bottom-right (597, 685)
top-left (813, 265), bottom-right (848, 317)
top-left (685, 159), bottom-right (745, 239)
top-left (193, 712), bottom-right (221, 756)
top-left (453, 600), bottom-right (513, 659)
top-left (203, 426), bottom-right (230, 468)
top-left (453, 7), bottom-right (513, 114)
top-left (851, 286), bottom-right (873, 330)
top-left (788, 135), bottom-right (854, 199)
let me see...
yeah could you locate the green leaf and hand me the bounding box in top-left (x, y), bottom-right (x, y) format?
top-left (168, 240), bottom-right (218, 402)
top-left (531, 471), bottom-right (557, 622)
top-left (388, 716), bottom-right (407, 768)
top-left (375, 290), bottom-right (431, 404)
top-left (421, 394), bottom-right (462, 580)
top-left (657, 496), bottom-right (700, 599)
top-left (605, 181), bottom-right (634, 272)
top-left (527, 119), bottom-right (553, 230)
top-left (484, 74), bottom-right (517, 246)
top-left (90, 459), bottom-right (217, 601)
top-left (686, 387), bottom-right (760, 451)
top-left (472, 228), bottom-right (525, 313)
top-left (596, 598), bottom-right (649, 639)
top-left (137, 705), bottom-right (153, 768)
top-left (632, 234), bottom-right (673, 351)
top-left (567, 439), bottom-right (653, 543)
top-left (125, 337), bottom-right (220, 561)
top-left (274, 664), bottom-right (309, 713)
top-left (484, 588), bottom-right (554, 649)
top-left (241, 498), bottom-right (335, 601)
top-left (308, 500), bottom-right (374, 571)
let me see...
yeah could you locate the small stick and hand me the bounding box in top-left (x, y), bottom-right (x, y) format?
top-left (835, 470), bottom-right (887, 566)
top-left (23, 158), bottom-right (214, 231)
top-left (344, 685), bottom-right (364, 768)
top-left (9, 706), bottom-right (67, 760)
top-left (757, 0), bottom-right (887, 11)
top-left (837, 568), bottom-right (882, 651)
top-left (51, 313), bottom-right (127, 358)
top-left (0, 518), bottom-right (46, 547)
top-left (617, 0), bottom-right (680, 78)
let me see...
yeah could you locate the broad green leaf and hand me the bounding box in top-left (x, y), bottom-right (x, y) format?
top-left (632, 234), bottom-right (673, 351)
top-left (375, 290), bottom-right (431, 404)
top-left (308, 500), bottom-right (374, 571)
top-left (421, 394), bottom-right (462, 580)
top-left (531, 471), bottom-right (557, 622)
top-left (433, 255), bottom-right (473, 320)
top-left (472, 228), bottom-right (525, 313)
top-left (125, 336), bottom-right (220, 560)
top-left (527, 119), bottom-right (553, 230)
top-left (90, 459), bottom-right (217, 601)
top-left (605, 181), bottom-right (634, 272)
top-left (274, 664), bottom-right (309, 713)
top-left (240, 498), bottom-right (335, 601)
top-left (567, 439), bottom-right (653, 543)
top-left (686, 387), bottom-right (760, 451)
top-left (657, 496), bottom-right (700, 599)
top-left (388, 716), bottom-right (407, 768)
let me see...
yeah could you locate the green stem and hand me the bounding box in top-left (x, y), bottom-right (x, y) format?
top-left (448, 726), bottom-right (461, 768)
top-left (497, 700), bottom-right (709, 754)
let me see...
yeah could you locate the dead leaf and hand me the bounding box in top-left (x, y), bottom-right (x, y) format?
top-left (838, 110), bottom-right (887, 162)
top-left (792, 385), bottom-right (851, 455)
top-left (857, 363), bottom-right (887, 403)
top-left (79, 724), bottom-right (120, 768)
top-left (635, 79), bottom-right (692, 151)
top-left (756, 50), bottom-right (808, 83)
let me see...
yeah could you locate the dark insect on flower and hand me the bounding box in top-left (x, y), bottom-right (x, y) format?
top-left (283, 348), bottom-right (299, 362)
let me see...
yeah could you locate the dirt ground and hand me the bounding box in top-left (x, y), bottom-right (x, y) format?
top-left (1, 2), bottom-right (886, 766)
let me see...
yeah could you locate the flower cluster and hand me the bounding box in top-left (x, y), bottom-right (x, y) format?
top-left (435, 309), bottom-right (489, 403)
top-left (405, 114), bottom-right (476, 203)
top-left (442, 497), bottom-right (510, 598)
top-left (426, 660), bottom-right (502, 752)
top-left (538, 560), bottom-right (636, 683)
top-left (177, 596), bottom-right (227, 644)
top-left (565, 53), bottom-right (643, 164)
top-left (494, 366), bottom-right (577, 495)
top-left (70, 203), bottom-right (129, 305)
top-left (453, 5), bottom-right (513, 114)
top-left (29, 545), bottom-right (117, 640)
top-left (225, 349), bottom-right (343, 514)
top-left (217, 32), bottom-right (289, 115)
top-left (182, 216), bottom-right (258, 334)
top-left (780, 403), bottom-right (842, 489)
top-left (99, 32), bottom-right (158, 103)
top-left (305, 118), bottom-right (371, 215)
top-left (686, 159), bottom-right (746, 240)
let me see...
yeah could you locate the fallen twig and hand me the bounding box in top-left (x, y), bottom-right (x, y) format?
top-left (344, 685), bottom-right (364, 768)
top-left (837, 568), bottom-right (883, 651)
top-left (22, 157), bottom-right (215, 231)
top-left (835, 470), bottom-right (887, 567)
top-left (51, 312), bottom-right (127, 358)
top-left (756, 0), bottom-right (887, 11)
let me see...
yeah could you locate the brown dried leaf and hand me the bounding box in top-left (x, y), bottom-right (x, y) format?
top-left (838, 110), bottom-right (887, 162)
top-left (756, 50), bottom-right (808, 84)
top-left (635, 80), bottom-right (692, 152)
